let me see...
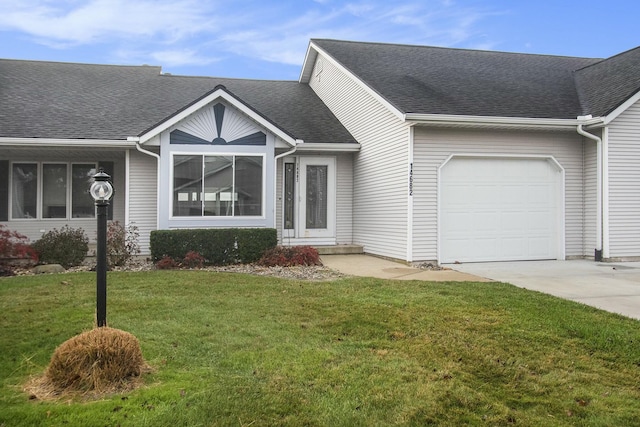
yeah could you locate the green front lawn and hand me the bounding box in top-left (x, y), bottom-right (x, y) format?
top-left (1, 271), bottom-right (639, 426)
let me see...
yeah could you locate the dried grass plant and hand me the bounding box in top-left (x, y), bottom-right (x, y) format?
top-left (26, 327), bottom-right (149, 401)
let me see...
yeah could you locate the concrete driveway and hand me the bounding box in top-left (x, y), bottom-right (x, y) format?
top-left (450, 260), bottom-right (640, 320)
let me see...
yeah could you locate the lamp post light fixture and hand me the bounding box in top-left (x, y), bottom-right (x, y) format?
top-left (90, 168), bottom-right (113, 327)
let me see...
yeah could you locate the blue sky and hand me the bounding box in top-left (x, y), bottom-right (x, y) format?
top-left (0, 0), bottom-right (637, 80)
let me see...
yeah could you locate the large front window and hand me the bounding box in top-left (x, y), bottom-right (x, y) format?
top-left (173, 154), bottom-right (263, 217)
top-left (11, 162), bottom-right (96, 220)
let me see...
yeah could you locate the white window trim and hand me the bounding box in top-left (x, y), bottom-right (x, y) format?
top-left (169, 152), bottom-right (266, 220)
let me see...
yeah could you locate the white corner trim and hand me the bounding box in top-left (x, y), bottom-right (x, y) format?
top-left (305, 42), bottom-right (406, 121)
top-left (137, 88), bottom-right (299, 147)
top-left (406, 126), bottom-right (414, 262)
top-left (125, 149), bottom-right (130, 226)
top-left (603, 90), bottom-right (640, 125)
top-left (602, 127), bottom-right (610, 258)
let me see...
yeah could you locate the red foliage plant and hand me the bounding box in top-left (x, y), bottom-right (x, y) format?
top-left (0, 225), bottom-right (38, 263)
top-left (155, 256), bottom-right (179, 270)
top-left (258, 245), bottom-right (322, 267)
top-left (182, 251), bottom-right (205, 269)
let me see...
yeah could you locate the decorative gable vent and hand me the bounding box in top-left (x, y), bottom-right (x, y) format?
top-left (171, 102), bottom-right (266, 145)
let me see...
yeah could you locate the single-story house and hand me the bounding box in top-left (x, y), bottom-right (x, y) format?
top-left (2, 39), bottom-right (640, 264)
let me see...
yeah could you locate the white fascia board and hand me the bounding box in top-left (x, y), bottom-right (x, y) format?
top-left (304, 42), bottom-right (405, 121)
top-left (299, 42), bottom-right (319, 83)
top-left (405, 113), bottom-right (603, 130)
top-left (294, 142), bottom-right (361, 152)
top-left (603, 90), bottom-right (640, 125)
top-left (138, 88), bottom-right (299, 147)
top-left (0, 137), bottom-right (136, 148)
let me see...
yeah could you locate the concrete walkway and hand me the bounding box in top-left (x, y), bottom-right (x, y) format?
top-left (321, 255), bottom-right (640, 320)
top-left (321, 254), bottom-right (491, 282)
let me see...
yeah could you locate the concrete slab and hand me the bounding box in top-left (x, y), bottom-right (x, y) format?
top-left (450, 260), bottom-right (640, 320)
top-left (321, 254), bottom-right (491, 282)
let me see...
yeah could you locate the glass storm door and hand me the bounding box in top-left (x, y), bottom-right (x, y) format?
top-left (299, 157), bottom-right (336, 239)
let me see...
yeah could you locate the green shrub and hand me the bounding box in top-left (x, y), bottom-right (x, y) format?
top-left (258, 245), bottom-right (322, 267)
top-left (150, 228), bottom-right (277, 266)
top-left (32, 226), bottom-right (89, 268)
top-left (106, 221), bottom-right (141, 267)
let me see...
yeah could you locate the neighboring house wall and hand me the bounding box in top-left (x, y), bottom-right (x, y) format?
top-left (127, 149), bottom-right (158, 255)
top-left (309, 54), bottom-right (411, 260)
top-left (607, 100), bottom-right (640, 258)
top-left (0, 149), bottom-right (125, 246)
top-left (412, 127), bottom-right (586, 261)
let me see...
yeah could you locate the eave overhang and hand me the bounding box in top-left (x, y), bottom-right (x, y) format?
top-left (294, 142), bottom-right (361, 152)
top-left (0, 137), bottom-right (137, 148)
top-left (404, 113), bottom-right (605, 130)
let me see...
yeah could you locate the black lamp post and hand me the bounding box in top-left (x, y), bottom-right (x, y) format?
top-left (90, 169), bottom-right (113, 328)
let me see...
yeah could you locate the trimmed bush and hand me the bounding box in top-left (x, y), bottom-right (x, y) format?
top-left (258, 245), bottom-right (322, 267)
top-left (150, 228), bottom-right (277, 266)
top-left (32, 226), bottom-right (89, 268)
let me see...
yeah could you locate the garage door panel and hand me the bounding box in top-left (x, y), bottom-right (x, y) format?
top-left (440, 157), bottom-right (560, 263)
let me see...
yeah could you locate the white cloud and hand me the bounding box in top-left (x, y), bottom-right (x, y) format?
top-left (0, 0), bottom-right (214, 45)
top-left (0, 0), bottom-right (501, 70)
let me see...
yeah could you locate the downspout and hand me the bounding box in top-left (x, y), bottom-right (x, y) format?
top-left (129, 137), bottom-right (161, 230)
top-left (576, 117), bottom-right (602, 261)
top-left (273, 142), bottom-right (299, 233)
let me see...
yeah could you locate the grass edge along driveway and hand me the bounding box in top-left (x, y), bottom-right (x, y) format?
top-left (1, 270), bottom-right (639, 426)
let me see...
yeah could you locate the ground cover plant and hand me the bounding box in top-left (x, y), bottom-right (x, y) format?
top-left (1, 271), bottom-right (640, 426)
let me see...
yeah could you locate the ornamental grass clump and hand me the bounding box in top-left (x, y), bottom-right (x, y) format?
top-left (27, 328), bottom-right (148, 400)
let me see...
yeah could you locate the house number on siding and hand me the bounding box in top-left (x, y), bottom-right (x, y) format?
top-left (409, 163), bottom-right (413, 196)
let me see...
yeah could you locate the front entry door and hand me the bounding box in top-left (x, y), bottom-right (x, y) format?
top-left (298, 157), bottom-right (336, 241)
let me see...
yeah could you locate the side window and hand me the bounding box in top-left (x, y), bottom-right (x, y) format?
top-left (11, 163), bottom-right (38, 219)
top-left (42, 164), bottom-right (67, 218)
top-left (0, 160), bottom-right (9, 221)
top-left (72, 164), bottom-right (97, 218)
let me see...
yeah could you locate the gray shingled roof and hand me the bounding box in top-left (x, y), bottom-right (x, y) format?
top-left (312, 39), bottom-right (608, 119)
top-left (574, 46), bottom-right (640, 117)
top-left (0, 59), bottom-right (356, 143)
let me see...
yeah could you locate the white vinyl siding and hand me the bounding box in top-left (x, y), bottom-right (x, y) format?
top-left (128, 149), bottom-right (158, 254)
top-left (309, 54), bottom-right (410, 260)
top-left (607, 100), bottom-right (640, 258)
top-left (412, 127), bottom-right (585, 261)
top-left (336, 153), bottom-right (353, 244)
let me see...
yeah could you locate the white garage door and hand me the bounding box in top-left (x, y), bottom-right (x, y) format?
top-left (440, 157), bottom-right (561, 263)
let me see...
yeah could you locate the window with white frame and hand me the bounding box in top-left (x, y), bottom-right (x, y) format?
top-left (11, 162), bottom-right (96, 220)
top-left (173, 154), bottom-right (263, 217)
